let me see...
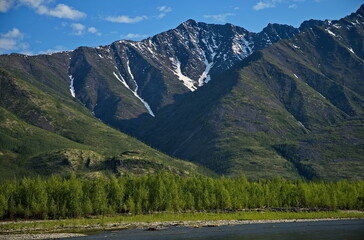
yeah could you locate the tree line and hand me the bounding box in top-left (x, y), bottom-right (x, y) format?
top-left (0, 172), bottom-right (363, 219)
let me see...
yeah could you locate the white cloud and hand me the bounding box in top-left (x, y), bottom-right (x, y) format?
top-left (71, 23), bottom-right (85, 35)
top-left (39, 4), bottom-right (86, 19)
top-left (3, 0), bottom-right (86, 19)
top-left (1, 28), bottom-right (24, 39)
top-left (253, 1), bottom-right (275, 10)
top-left (234, 7), bottom-right (240, 10)
top-left (157, 13), bottom-right (166, 19)
top-left (0, 0), bottom-right (14, 12)
top-left (0, 28), bottom-right (29, 53)
top-left (19, 0), bottom-right (44, 8)
top-left (0, 38), bottom-right (17, 50)
top-left (88, 27), bottom-right (97, 34)
top-left (69, 24), bottom-right (101, 36)
top-left (156, 6), bottom-right (172, 19)
top-left (88, 27), bottom-right (101, 36)
top-left (289, 3), bottom-right (298, 8)
top-left (157, 6), bottom-right (172, 13)
top-left (253, 0), bottom-right (304, 10)
top-left (106, 15), bottom-right (146, 23)
top-left (203, 13), bottom-right (235, 22)
top-left (121, 33), bottom-right (149, 39)
top-left (106, 6), bottom-right (171, 23)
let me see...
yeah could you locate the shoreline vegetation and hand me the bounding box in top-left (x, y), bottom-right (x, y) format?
top-left (0, 211), bottom-right (363, 239)
top-left (0, 172), bottom-right (363, 238)
top-left (0, 211), bottom-right (363, 233)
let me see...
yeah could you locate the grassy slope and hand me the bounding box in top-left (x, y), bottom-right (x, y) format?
top-left (206, 30), bottom-right (364, 179)
top-left (261, 25), bottom-right (364, 180)
top-left (0, 106), bottom-right (87, 179)
top-left (0, 67), bottom-right (213, 179)
top-left (293, 117), bottom-right (364, 181)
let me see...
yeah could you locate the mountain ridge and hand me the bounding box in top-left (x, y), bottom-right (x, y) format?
top-left (1, 17), bottom-right (302, 123)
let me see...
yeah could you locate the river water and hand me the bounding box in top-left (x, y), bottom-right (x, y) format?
top-left (66, 219), bottom-right (364, 240)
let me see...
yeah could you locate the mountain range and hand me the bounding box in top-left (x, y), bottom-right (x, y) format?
top-left (0, 5), bottom-right (363, 180)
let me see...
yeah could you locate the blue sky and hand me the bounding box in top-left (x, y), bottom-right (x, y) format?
top-left (0, 0), bottom-right (362, 55)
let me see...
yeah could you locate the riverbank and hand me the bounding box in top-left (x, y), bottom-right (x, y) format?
top-left (1, 211), bottom-right (363, 239)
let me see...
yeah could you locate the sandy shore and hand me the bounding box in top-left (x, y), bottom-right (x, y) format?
top-left (0, 218), bottom-right (360, 240)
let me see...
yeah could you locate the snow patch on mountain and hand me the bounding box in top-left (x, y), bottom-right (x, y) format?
top-left (113, 72), bottom-right (128, 88)
top-left (325, 28), bottom-right (336, 37)
top-left (231, 33), bottom-right (254, 60)
top-left (113, 70), bottom-right (155, 117)
top-left (126, 59), bottom-right (135, 80)
top-left (106, 20), bottom-right (305, 97)
top-left (333, 24), bottom-right (341, 29)
top-left (126, 60), bottom-right (155, 117)
top-left (198, 49), bottom-right (215, 86)
top-left (298, 121), bottom-right (306, 128)
top-left (69, 75), bottom-right (76, 98)
top-left (170, 57), bottom-right (197, 91)
top-left (317, 92), bottom-right (326, 99)
top-left (133, 89), bottom-right (155, 117)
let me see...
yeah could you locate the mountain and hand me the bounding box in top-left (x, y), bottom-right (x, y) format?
top-left (0, 5), bottom-right (363, 180)
top-left (132, 5), bottom-right (364, 180)
top-left (0, 18), bottom-right (300, 133)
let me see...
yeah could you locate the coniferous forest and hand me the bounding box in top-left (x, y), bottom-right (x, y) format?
top-left (0, 172), bottom-right (363, 220)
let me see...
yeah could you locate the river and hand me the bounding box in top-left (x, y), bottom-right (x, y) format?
top-left (65, 219), bottom-right (364, 240)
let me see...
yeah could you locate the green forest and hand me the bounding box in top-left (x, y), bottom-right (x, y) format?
top-left (0, 172), bottom-right (363, 220)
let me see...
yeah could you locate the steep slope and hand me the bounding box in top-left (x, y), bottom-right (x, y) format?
top-left (134, 6), bottom-right (364, 180)
top-left (0, 19), bottom-right (300, 134)
top-left (0, 68), bottom-right (213, 179)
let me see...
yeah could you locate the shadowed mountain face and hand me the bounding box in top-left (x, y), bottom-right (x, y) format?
top-left (0, 5), bottom-right (363, 180)
top-left (131, 6), bottom-right (364, 180)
